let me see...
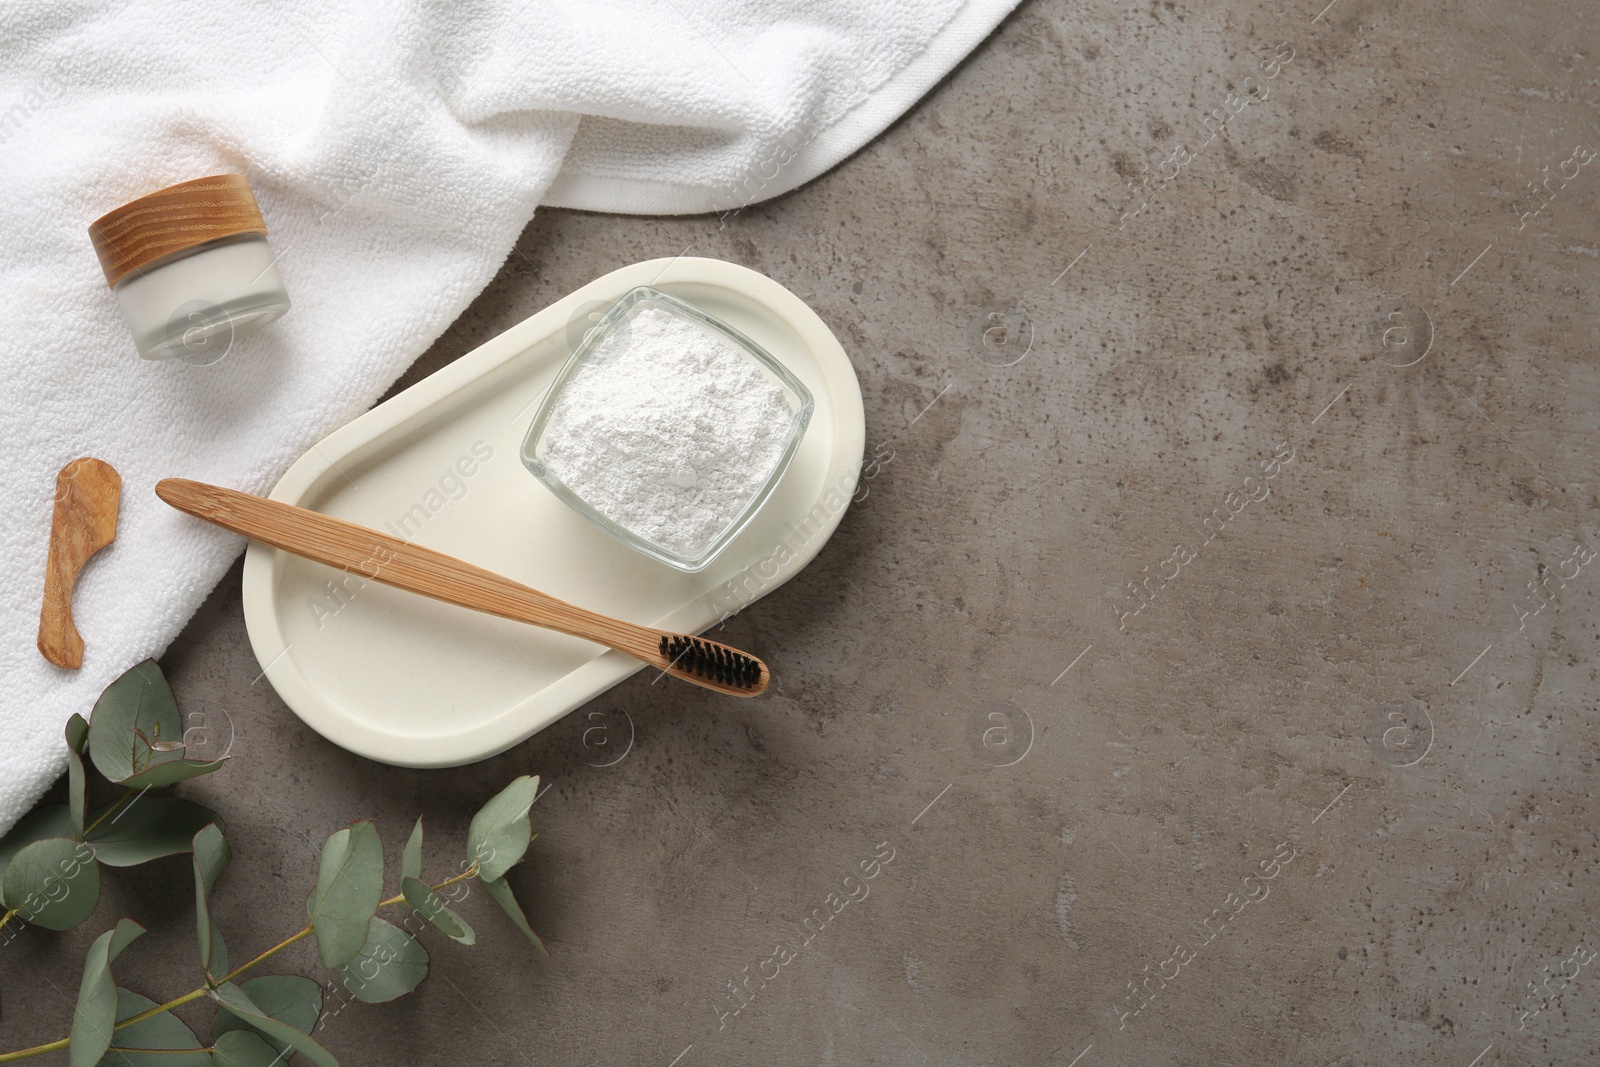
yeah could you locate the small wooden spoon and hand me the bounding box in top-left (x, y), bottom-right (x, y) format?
top-left (38, 458), bottom-right (121, 669)
top-left (155, 478), bottom-right (768, 697)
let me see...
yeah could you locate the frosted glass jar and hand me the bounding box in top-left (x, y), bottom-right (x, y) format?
top-left (89, 174), bottom-right (290, 363)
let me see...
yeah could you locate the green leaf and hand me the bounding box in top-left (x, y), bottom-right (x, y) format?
top-left (2, 837), bottom-right (100, 930)
top-left (88, 661), bottom-right (185, 785)
top-left (401, 817), bottom-right (423, 882)
top-left (210, 1031), bottom-right (282, 1067)
top-left (86, 797), bottom-right (224, 867)
top-left (306, 821), bottom-right (382, 969)
top-left (336, 917), bottom-right (429, 1003)
top-left (100, 1052), bottom-right (212, 1067)
top-left (191, 825), bottom-right (230, 977)
top-left (120, 757), bottom-right (228, 790)
top-left (481, 875), bottom-right (548, 955)
top-left (215, 975), bottom-right (322, 1056)
top-left (100, 987), bottom-right (211, 1066)
top-left (70, 918), bottom-right (145, 1067)
top-left (401, 876), bottom-right (475, 945)
top-left (67, 714), bottom-right (90, 835)
top-left (206, 983), bottom-right (337, 1067)
top-left (0, 803), bottom-right (76, 886)
top-left (467, 776), bottom-right (539, 882)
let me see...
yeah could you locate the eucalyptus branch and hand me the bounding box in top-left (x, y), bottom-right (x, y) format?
top-left (0, 661), bottom-right (545, 1067)
top-left (0, 865), bottom-right (484, 1062)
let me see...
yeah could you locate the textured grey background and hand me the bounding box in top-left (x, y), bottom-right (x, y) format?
top-left (9, 0), bottom-right (1600, 1063)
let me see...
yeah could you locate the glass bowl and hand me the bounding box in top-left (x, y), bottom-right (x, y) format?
top-left (521, 286), bottom-right (814, 572)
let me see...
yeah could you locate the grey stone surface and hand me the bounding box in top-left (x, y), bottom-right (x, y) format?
top-left (8, 0), bottom-right (1600, 1063)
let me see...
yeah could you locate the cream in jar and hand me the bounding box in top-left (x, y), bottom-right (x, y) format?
top-left (89, 174), bottom-right (290, 363)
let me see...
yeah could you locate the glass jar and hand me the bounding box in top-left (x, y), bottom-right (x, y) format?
top-left (521, 286), bottom-right (814, 572)
top-left (89, 174), bottom-right (290, 363)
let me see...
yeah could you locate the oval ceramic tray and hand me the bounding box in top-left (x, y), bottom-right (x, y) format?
top-left (241, 258), bottom-right (864, 766)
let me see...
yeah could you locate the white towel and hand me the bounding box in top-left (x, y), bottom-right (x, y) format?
top-left (0, 0), bottom-right (1019, 835)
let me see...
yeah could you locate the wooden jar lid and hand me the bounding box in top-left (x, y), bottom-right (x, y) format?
top-left (89, 174), bottom-right (268, 288)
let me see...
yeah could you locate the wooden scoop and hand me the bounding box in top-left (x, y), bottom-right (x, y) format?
top-left (38, 458), bottom-right (122, 669)
top-left (155, 478), bottom-right (769, 697)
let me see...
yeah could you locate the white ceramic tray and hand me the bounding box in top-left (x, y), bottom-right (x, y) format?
top-left (241, 258), bottom-right (864, 766)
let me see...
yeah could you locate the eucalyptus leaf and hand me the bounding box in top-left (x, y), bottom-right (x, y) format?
top-left (88, 661), bottom-right (186, 785)
top-left (306, 821), bottom-right (382, 969)
top-left (336, 917), bottom-right (429, 1003)
top-left (66, 714), bottom-right (90, 835)
top-left (210, 1031), bottom-right (283, 1067)
top-left (467, 776), bottom-right (539, 882)
top-left (215, 975), bottom-right (322, 1055)
top-left (87, 797), bottom-right (223, 867)
top-left (481, 875), bottom-right (548, 955)
top-left (101, 987), bottom-right (212, 1066)
top-left (206, 983), bottom-right (337, 1067)
top-left (120, 757), bottom-right (228, 790)
top-left (98, 1048), bottom-right (213, 1065)
top-left (98, 1051), bottom-right (212, 1066)
top-left (401, 817), bottom-right (423, 883)
top-left (0, 803), bottom-right (75, 886)
top-left (2, 836), bottom-right (100, 930)
top-left (98, 1049), bottom-right (213, 1066)
top-left (192, 825), bottom-right (230, 977)
top-left (401, 876), bottom-right (475, 945)
top-left (70, 918), bottom-right (145, 1067)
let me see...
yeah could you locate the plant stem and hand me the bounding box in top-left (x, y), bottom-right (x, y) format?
top-left (0, 1040), bottom-right (64, 1062)
top-left (0, 864), bottom-right (480, 1062)
top-left (219, 926), bottom-right (316, 985)
top-left (81, 788), bottom-right (137, 838)
top-left (0, 909), bottom-right (15, 934)
top-left (379, 864), bottom-right (478, 907)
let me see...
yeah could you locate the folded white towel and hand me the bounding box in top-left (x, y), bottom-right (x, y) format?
top-left (0, 0), bottom-right (1019, 835)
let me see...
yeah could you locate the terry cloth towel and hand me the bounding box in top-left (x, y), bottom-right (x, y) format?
top-left (0, 0), bottom-right (1020, 834)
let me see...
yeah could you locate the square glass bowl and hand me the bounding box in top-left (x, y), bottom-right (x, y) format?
top-left (521, 286), bottom-right (814, 572)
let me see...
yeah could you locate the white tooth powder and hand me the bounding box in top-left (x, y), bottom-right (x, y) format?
top-left (539, 306), bottom-right (795, 559)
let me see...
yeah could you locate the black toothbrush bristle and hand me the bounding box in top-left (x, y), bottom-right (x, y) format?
top-left (659, 634), bottom-right (763, 690)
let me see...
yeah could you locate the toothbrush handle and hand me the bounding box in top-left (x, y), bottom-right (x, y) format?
top-left (155, 478), bottom-right (767, 697)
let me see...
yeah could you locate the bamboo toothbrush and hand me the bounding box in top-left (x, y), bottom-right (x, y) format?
top-left (156, 478), bottom-right (768, 697)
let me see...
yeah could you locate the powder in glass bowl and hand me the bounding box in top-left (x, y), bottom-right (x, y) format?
top-left (537, 306), bottom-right (795, 559)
